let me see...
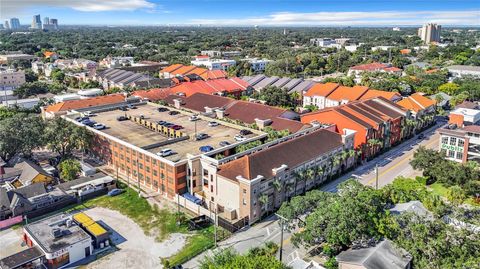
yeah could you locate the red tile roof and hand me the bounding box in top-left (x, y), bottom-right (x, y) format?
top-left (350, 62), bottom-right (401, 73)
top-left (397, 93), bottom-right (436, 113)
top-left (171, 65), bottom-right (197, 76)
top-left (169, 78), bottom-right (248, 97)
top-left (45, 94), bottom-right (125, 113)
top-left (327, 85), bottom-right (369, 102)
top-left (200, 70), bottom-right (228, 80)
top-left (359, 89), bottom-right (402, 101)
top-left (160, 64), bottom-right (183, 74)
top-left (304, 82), bottom-right (340, 97)
top-left (132, 88), bottom-right (173, 101)
top-left (218, 129), bottom-right (343, 180)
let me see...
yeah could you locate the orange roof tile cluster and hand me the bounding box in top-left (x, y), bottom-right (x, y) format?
top-left (132, 88), bottom-right (173, 101)
top-left (350, 62), bottom-right (402, 73)
top-left (304, 83), bottom-right (401, 102)
top-left (449, 113), bottom-right (464, 127)
top-left (169, 78), bottom-right (248, 97)
top-left (45, 94), bottom-right (125, 113)
top-left (303, 82), bottom-right (339, 97)
top-left (397, 93), bottom-right (436, 113)
top-left (160, 64), bottom-right (228, 81)
top-left (328, 85), bottom-right (370, 102)
top-left (43, 51), bottom-right (57, 58)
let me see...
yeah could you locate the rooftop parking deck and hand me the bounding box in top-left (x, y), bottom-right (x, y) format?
top-left (68, 103), bottom-right (262, 162)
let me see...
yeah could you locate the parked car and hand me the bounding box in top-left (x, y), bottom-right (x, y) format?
top-left (219, 141), bottom-right (230, 147)
top-left (127, 104), bottom-right (137, 109)
top-left (168, 111), bottom-right (180, 115)
top-left (157, 148), bottom-right (175, 157)
top-left (75, 116), bottom-right (88, 122)
top-left (139, 115), bottom-right (145, 119)
top-left (208, 121), bottom-right (219, 127)
top-left (81, 119), bottom-right (96, 127)
top-left (196, 133), bottom-right (209, 140)
top-left (199, 145), bottom-right (214, 152)
top-left (172, 125), bottom-right (183, 130)
top-left (164, 123), bottom-right (174, 127)
top-left (189, 115), bottom-right (199, 121)
top-left (108, 189), bottom-right (125, 196)
top-left (117, 116), bottom-right (128, 121)
top-left (418, 134), bottom-right (425, 139)
top-left (234, 134), bottom-right (247, 141)
top-left (93, 123), bottom-right (106, 130)
top-left (158, 107), bottom-right (169, 112)
top-left (240, 129), bottom-right (252, 136)
top-left (157, 120), bottom-right (167, 125)
top-left (119, 106), bottom-right (128, 111)
top-left (82, 111), bottom-right (93, 117)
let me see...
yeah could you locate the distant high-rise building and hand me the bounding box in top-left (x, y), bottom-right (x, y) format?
top-left (418, 23), bottom-right (441, 44)
top-left (50, 19), bottom-right (58, 27)
top-left (4, 20), bottom-right (10, 29)
top-left (9, 18), bottom-right (20, 29)
top-left (0, 24), bottom-right (4, 30)
top-left (43, 18), bottom-right (58, 30)
top-left (44, 17), bottom-right (50, 25)
top-left (31, 14), bottom-right (42, 29)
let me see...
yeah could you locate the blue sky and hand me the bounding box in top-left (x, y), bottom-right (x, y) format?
top-left (1, 0), bottom-right (479, 26)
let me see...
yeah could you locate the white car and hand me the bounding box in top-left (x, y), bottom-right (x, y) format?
top-left (208, 121), bottom-right (219, 127)
top-left (92, 123), bottom-right (106, 130)
top-left (83, 111), bottom-right (93, 117)
top-left (234, 134), bottom-right (247, 141)
top-left (189, 115), bottom-right (199, 121)
top-left (157, 148), bottom-right (174, 157)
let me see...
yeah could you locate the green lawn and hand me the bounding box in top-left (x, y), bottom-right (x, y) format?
top-left (428, 182), bottom-right (479, 207)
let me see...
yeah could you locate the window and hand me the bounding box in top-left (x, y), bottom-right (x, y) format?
top-left (161, 173), bottom-right (165, 179)
top-left (138, 163), bottom-right (143, 169)
top-left (126, 157), bottom-right (130, 163)
top-left (243, 189), bottom-right (247, 194)
top-left (243, 198), bottom-right (247, 205)
top-left (120, 154), bottom-right (124, 160)
top-left (458, 139), bottom-right (464, 148)
top-left (146, 176), bottom-right (151, 184)
top-left (114, 152), bottom-right (118, 157)
top-left (132, 160), bottom-right (137, 166)
top-left (160, 163), bottom-right (165, 169)
top-left (450, 137), bottom-right (457, 146)
top-left (145, 156), bottom-right (150, 162)
top-left (210, 185), bottom-right (213, 192)
top-left (448, 150), bottom-right (455, 158)
top-left (153, 181), bottom-right (158, 187)
top-left (152, 159), bottom-right (157, 165)
top-left (441, 136), bottom-right (448, 144)
top-left (138, 154), bottom-right (143, 160)
top-left (153, 170), bottom-right (158, 176)
top-left (203, 169), bottom-right (208, 176)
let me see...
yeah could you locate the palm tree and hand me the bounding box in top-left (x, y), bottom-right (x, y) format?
top-left (292, 170), bottom-right (305, 196)
top-left (313, 166), bottom-right (324, 187)
top-left (304, 168), bottom-right (314, 193)
top-left (329, 155), bottom-right (341, 178)
top-left (367, 138), bottom-right (383, 156)
top-left (272, 179), bottom-right (282, 210)
top-left (258, 194), bottom-right (269, 213)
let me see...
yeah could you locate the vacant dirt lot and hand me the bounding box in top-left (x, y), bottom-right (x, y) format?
top-left (84, 207), bottom-right (187, 269)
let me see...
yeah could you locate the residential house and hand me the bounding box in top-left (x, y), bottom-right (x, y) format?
top-left (348, 62), bottom-right (402, 83)
top-left (336, 240), bottom-right (412, 269)
top-left (94, 68), bottom-right (158, 90)
top-left (43, 51), bottom-right (58, 60)
top-left (7, 160), bottom-right (54, 188)
top-left (191, 56), bottom-right (236, 71)
top-left (159, 64), bottom-right (228, 80)
top-left (0, 183), bottom-right (75, 220)
top-left (0, 68), bottom-right (25, 91)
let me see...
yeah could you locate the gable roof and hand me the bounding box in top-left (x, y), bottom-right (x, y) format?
top-left (45, 94), bottom-right (125, 113)
top-left (304, 82), bottom-right (340, 97)
top-left (14, 160), bottom-right (52, 186)
top-left (397, 93), bottom-right (436, 113)
top-left (327, 85), bottom-right (370, 102)
top-left (132, 88), bottom-right (173, 101)
top-left (160, 64), bottom-right (183, 74)
top-left (200, 70), bottom-right (227, 80)
top-left (336, 240), bottom-right (411, 269)
top-left (359, 89), bottom-right (401, 101)
top-left (218, 129), bottom-right (343, 180)
top-left (171, 65), bottom-right (197, 76)
top-left (181, 92), bottom-right (235, 112)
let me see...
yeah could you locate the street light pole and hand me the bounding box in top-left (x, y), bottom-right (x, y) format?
top-left (275, 213), bottom-right (288, 262)
top-left (375, 164), bottom-right (379, 190)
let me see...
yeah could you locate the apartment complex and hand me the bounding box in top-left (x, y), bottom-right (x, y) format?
top-left (206, 127), bottom-right (355, 224)
top-left (301, 97), bottom-right (409, 159)
top-left (0, 68), bottom-right (26, 90)
top-left (0, 53), bottom-right (34, 64)
top-left (348, 62), bottom-right (402, 82)
top-left (418, 23), bottom-right (441, 44)
top-left (303, 82), bottom-right (402, 110)
top-left (94, 68), bottom-right (161, 90)
top-left (191, 55), bottom-right (236, 71)
top-left (242, 74), bottom-right (315, 94)
top-left (159, 64), bottom-right (228, 80)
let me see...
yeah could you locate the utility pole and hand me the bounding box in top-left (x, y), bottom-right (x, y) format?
top-left (177, 194), bottom-right (181, 225)
top-left (275, 213), bottom-right (288, 262)
top-left (375, 164), bottom-right (379, 190)
top-left (214, 206), bottom-right (218, 247)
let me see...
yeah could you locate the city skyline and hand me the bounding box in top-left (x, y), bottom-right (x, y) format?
top-left (0, 0), bottom-right (478, 26)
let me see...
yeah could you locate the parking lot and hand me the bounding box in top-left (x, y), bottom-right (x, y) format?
top-left (0, 227), bottom-right (28, 260)
top-left (83, 207), bottom-right (187, 269)
top-left (74, 103), bottom-right (259, 161)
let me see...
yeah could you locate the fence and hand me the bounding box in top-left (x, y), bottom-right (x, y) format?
top-left (217, 216), bottom-right (249, 233)
top-left (0, 215), bottom-right (23, 230)
top-left (176, 194), bottom-right (211, 217)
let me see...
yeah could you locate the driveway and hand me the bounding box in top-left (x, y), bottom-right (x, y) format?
top-left (83, 207), bottom-right (187, 269)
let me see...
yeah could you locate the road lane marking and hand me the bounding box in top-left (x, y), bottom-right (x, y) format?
top-left (366, 137), bottom-right (439, 186)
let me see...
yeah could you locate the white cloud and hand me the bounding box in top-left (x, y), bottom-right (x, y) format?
top-left (0, 0), bottom-right (156, 17)
top-left (190, 10), bottom-right (480, 26)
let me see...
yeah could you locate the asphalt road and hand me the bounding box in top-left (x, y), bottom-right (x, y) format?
top-left (183, 121), bottom-right (446, 267)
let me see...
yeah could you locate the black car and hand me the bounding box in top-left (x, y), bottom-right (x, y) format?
top-left (119, 107), bottom-right (128, 111)
top-left (168, 111), bottom-right (180, 115)
top-left (127, 104), bottom-right (137, 109)
top-left (117, 116), bottom-right (128, 121)
top-left (240, 129), bottom-right (252, 136)
top-left (157, 120), bottom-right (167, 125)
top-left (196, 133), bottom-right (209, 140)
top-left (219, 141), bottom-right (230, 147)
top-left (158, 107), bottom-right (169, 112)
